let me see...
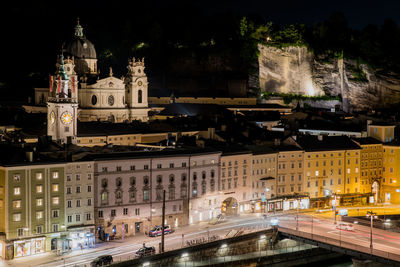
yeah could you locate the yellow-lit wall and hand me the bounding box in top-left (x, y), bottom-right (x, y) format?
top-left (277, 150), bottom-right (304, 196)
top-left (359, 144), bottom-right (383, 194)
top-left (304, 149), bottom-right (361, 198)
top-left (368, 125), bottom-right (395, 143)
top-left (382, 145), bottom-right (400, 204)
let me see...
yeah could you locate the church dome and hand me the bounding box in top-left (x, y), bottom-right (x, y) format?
top-left (65, 20), bottom-right (97, 59)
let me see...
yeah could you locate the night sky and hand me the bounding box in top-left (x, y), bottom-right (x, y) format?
top-left (1, 0), bottom-right (400, 100)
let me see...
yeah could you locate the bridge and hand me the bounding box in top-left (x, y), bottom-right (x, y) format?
top-left (276, 213), bottom-right (400, 266)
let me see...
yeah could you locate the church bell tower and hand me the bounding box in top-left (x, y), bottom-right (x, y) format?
top-left (124, 57), bottom-right (148, 109)
top-left (47, 54), bottom-right (79, 144)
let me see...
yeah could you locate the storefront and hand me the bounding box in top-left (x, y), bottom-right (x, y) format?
top-left (14, 237), bottom-right (45, 258)
top-left (267, 195), bottom-right (310, 212)
top-left (67, 226), bottom-right (95, 250)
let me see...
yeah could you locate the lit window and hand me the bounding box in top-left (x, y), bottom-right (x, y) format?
top-left (14, 187), bottom-right (21, 195)
top-left (13, 174), bottom-right (21, 182)
top-left (13, 200), bottom-right (21, 209)
top-left (36, 198), bottom-right (43, 206)
top-left (36, 185), bottom-right (43, 193)
top-left (36, 211), bottom-right (43, 220)
top-left (36, 173), bottom-right (42, 180)
top-left (315, 171), bottom-right (319, 176)
top-left (53, 171), bottom-right (59, 179)
top-left (53, 184), bottom-right (59, 192)
top-left (13, 213), bottom-right (21, 222)
top-left (52, 197), bottom-right (59, 205)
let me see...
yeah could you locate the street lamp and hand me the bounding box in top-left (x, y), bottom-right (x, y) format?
top-left (296, 197), bottom-right (300, 231)
top-left (366, 210), bottom-right (377, 252)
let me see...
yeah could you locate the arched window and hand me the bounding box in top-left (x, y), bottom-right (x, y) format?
top-left (116, 177), bottom-right (122, 187)
top-left (138, 90), bottom-right (143, 103)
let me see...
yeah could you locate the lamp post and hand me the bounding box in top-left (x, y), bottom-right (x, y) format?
top-left (366, 210), bottom-right (377, 252)
top-left (296, 197), bottom-right (300, 231)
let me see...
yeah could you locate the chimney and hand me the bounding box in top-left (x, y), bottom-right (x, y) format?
top-left (208, 128), bottom-right (215, 140)
top-left (274, 139), bottom-right (281, 146)
top-left (25, 151), bottom-right (33, 163)
top-left (318, 135), bottom-right (323, 141)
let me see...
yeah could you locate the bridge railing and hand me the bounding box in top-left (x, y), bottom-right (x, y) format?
top-left (278, 226), bottom-right (400, 262)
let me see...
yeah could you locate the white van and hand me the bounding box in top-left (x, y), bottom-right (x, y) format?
top-left (336, 222), bottom-right (354, 231)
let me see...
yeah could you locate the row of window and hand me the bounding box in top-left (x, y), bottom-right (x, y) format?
top-left (67, 213), bottom-right (92, 223)
top-left (66, 185), bottom-right (91, 194)
top-left (67, 198), bottom-right (92, 208)
top-left (306, 177), bottom-right (359, 187)
top-left (222, 169), bottom-right (245, 178)
top-left (66, 173), bottom-right (92, 181)
top-left (252, 158), bottom-right (275, 164)
top-left (277, 185), bottom-right (302, 194)
top-left (14, 184), bottom-right (59, 196)
top-left (13, 171), bottom-right (59, 183)
top-left (99, 207), bottom-right (141, 218)
top-left (16, 225), bottom-right (58, 237)
top-left (221, 159), bottom-right (247, 167)
top-left (221, 177), bottom-right (244, 190)
top-left (277, 174), bottom-right (302, 183)
top-left (102, 160), bottom-right (217, 173)
top-left (306, 168), bottom-right (359, 177)
top-left (278, 162), bottom-right (302, 169)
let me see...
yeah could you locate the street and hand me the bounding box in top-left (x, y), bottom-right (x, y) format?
top-left (4, 208), bottom-right (400, 267)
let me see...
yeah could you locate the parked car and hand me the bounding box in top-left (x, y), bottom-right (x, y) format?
top-left (91, 255), bottom-right (113, 266)
top-left (336, 222), bottom-right (354, 231)
top-left (135, 246), bottom-right (156, 257)
top-left (149, 225), bottom-right (172, 237)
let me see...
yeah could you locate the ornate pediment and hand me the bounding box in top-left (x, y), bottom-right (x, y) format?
top-left (87, 76), bottom-right (124, 89)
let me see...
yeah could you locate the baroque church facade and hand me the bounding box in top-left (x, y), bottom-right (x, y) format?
top-left (34, 20), bottom-right (149, 124)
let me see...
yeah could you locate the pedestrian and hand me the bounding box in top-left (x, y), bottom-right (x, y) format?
top-left (143, 242), bottom-right (146, 248)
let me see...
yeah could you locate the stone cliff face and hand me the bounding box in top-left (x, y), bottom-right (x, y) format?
top-left (258, 44), bottom-right (400, 111)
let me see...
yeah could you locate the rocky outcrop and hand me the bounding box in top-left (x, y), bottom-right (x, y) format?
top-left (258, 44), bottom-right (400, 111)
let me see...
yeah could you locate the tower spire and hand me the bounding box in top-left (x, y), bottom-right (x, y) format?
top-left (74, 17), bottom-right (84, 38)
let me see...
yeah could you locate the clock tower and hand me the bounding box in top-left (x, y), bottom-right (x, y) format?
top-left (47, 54), bottom-right (79, 144)
top-left (124, 57), bottom-right (148, 109)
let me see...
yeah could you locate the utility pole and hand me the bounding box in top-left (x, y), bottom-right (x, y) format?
top-left (161, 190), bottom-right (166, 253)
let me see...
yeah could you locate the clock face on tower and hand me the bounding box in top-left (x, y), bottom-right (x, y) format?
top-left (61, 112), bottom-right (73, 125)
top-left (138, 81), bottom-right (142, 86)
top-left (50, 111), bottom-right (56, 125)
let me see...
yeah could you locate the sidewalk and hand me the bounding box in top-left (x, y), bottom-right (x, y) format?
top-left (5, 218), bottom-right (241, 267)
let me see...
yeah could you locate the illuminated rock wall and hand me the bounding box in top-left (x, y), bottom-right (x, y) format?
top-left (258, 45), bottom-right (324, 97)
top-left (259, 44), bottom-right (400, 111)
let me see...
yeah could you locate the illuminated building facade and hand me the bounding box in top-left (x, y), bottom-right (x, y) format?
top-left (382, 142), bottom-right (400, 204)
top-left (220, 149), bottom-right (252, 214)
top-left (0, 164), bottom-right (65, 260)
